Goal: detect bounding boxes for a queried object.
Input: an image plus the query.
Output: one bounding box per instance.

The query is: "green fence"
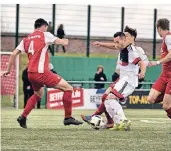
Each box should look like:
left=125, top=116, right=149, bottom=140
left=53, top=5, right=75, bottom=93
left=51, top=56, right=161, bottom=81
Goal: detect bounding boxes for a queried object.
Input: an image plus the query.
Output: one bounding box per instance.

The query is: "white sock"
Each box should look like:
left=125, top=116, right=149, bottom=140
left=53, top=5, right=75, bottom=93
left=105, top=99, right=127, bottom=124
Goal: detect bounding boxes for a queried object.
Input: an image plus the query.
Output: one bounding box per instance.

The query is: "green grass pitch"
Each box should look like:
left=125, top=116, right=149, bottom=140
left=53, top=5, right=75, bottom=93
left=1, top=109, right=171, bottom=151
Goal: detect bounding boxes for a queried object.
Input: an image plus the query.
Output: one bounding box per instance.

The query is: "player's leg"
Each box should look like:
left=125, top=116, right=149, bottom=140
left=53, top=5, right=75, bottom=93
left=81, top=67, right=120, bottom=126
left=17, top=87, right=44, bottom=128
left=104, top=98, right=131, bottom=131
left=104, top=99, right=127, bottom=122
left=162, top=80, right=171, bottom=119
left=104, top=77, right=134, bottom=130
left=81, top=101, right=114, bottom=128
left=55, top=79, right=83, bottom=125
left=94, top=84, right=122, bottom=128
left=148, top=76, right=166, bottom=104
left=81, top=86, right=115, bottom=127
left=82, top=70, right=120, bottom=127
left=148, top=88, right=162, bottom=103
left=94, top=69, right=119, bottom=126
left=54, top=78, right=73, bottom=118
left=46, top=72, right=82, bottom=125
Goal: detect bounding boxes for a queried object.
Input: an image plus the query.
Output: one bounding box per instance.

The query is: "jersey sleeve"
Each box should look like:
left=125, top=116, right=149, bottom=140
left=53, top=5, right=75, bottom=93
left=44, top=32, right=58, bottom=45
left=129, top=45, right=141, bottom=65
left=16, top=40, right=25, bottom=52
left=165, top=35, right=171, bottom=51
left=136, top=47, right=149, bottom=65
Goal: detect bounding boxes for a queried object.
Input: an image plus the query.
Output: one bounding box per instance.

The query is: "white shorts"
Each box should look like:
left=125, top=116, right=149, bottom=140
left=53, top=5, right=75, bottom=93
left=111, top=76, right=135, bottom=98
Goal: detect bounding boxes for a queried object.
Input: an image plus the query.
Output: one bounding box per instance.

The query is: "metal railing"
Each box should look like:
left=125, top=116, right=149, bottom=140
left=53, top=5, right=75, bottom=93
left=67, top=80, right=153, bottom=91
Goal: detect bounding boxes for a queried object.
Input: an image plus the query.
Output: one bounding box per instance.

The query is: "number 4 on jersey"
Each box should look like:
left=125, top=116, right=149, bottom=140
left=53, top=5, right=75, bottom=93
left=28, top=41, right=34, bottom=55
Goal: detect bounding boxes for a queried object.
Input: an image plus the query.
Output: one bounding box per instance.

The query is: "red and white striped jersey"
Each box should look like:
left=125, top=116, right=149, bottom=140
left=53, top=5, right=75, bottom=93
left=16, top=30, right=57, bottom=73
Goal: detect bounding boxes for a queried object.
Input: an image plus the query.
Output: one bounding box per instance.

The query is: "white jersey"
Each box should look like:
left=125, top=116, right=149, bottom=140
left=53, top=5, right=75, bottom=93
left=135, top=46, right=149, bottom=65
left=115, top=45, right=148, bottom=87
left=116, top=45, right=142, bottom=87
left=116, top=46, right=148, bottom=69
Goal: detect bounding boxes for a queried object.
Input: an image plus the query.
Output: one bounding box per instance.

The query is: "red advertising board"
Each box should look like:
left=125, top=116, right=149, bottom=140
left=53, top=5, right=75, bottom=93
left=46, top=88, right=84, bottom=109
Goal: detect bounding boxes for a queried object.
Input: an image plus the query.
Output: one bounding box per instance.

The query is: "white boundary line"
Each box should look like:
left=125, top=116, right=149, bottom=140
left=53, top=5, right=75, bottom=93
left=140, top=119, right=169, bottom=124
left=1, top=148, right=53, bottom=151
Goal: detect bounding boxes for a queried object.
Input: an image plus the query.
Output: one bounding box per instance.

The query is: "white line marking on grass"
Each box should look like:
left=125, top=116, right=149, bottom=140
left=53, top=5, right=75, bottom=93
left=2, top=148, right=53, bottom=151
left=140, top=120, right=167, bottom=124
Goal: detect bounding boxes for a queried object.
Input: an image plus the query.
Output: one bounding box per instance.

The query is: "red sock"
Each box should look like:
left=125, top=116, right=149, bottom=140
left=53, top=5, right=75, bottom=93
left=63, top=90, right=72, bottom=118
left=165, top=107, right=171, bottom=119
left=102, top=94, right=108, bottom=102
left=92, top=103, right=114, bottom=124
left=22, top=94, right=41, bottom=118
left=155, top=94, right=164, bottom=103
left=92, top=103, right=105, bottom=116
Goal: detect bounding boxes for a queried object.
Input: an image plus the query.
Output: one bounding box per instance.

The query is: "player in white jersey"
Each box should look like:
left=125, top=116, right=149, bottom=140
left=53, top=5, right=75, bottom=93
left=103, top=32, right=146, bottom=130
left=81, top=31, right=147, bottom=130
left=114, top=26, right=149, bottom=87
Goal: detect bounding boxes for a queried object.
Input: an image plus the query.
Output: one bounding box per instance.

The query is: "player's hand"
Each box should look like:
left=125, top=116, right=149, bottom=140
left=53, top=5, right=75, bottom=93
left=148, top=61, right=157, bottom=67
left=100, top=77, right=104, bottom=81
left=93, top=41, right=101, bottom=47
left=1, top=71, right=10, bottom=77
left=62, top=38, right=69, bottom=46
left=138, top=73, right=145, bottom=79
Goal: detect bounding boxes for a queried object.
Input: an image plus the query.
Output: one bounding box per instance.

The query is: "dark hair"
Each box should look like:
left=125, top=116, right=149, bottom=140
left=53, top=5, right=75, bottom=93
left=34, top=18, right=48, bottom=29
left=157, top=18, right=170, bottom=30
left=58, top=24, right=63, bottom=29
left=97, top=65, right=104, bottom=73
left=124, top=25, right=137, bottom=40
left=113, top=32, right=125, bottom=38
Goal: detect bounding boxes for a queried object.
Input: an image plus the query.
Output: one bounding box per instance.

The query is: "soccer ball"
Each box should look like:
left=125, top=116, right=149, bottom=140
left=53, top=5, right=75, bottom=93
left=89, top=115, right=105, bottom=130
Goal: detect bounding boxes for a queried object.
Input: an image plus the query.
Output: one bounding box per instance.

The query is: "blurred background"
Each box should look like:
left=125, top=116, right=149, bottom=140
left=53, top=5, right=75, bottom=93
left=1, top=4, right=171, bottom=109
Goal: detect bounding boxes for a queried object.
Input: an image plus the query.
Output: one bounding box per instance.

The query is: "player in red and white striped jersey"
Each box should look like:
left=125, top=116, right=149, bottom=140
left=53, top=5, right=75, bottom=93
left=2, top=18, right=82, bottom=128
left=148, top=18, right=171, bottom=119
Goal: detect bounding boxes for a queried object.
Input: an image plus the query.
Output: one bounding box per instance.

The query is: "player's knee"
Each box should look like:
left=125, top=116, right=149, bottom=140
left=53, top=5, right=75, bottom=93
left=34, top=90, right=44, bottom=98
left=65, top=84, right=73, bottom=92
left=162, top=100, right=171, bottom=110
left=70, top=86, right=73, bottom=92
left=162, top=103, right=168, bottom=110
left=147, top=95, right=156, bottom=104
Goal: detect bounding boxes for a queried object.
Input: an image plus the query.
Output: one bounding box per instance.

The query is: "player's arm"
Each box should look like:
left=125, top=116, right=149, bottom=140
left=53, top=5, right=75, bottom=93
left=149, top=51, right=171, bottom=66
left=138, top=60, right=146, bottom=79
left=44, top=32, right=68, bottom=46
left=131, top=46, right=146, bottom=79
left=2, top=40, right=24, bottom=76
left=149, top=35, right=171, bottom=66
left=93, top=41, right=119, bottom=50
left=157, top=51, right=171, bottom=64
left=2, top=49, right=21, bottom=76
left=138, top=47, right=149, bottom=65
left=54, top=38, right=68, bottom=46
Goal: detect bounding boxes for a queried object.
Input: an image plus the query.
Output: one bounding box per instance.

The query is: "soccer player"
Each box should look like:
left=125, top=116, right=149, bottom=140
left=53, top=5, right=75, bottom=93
left=82, top=32, right=146, bottom=130
left=148, top=18, right=171, bottom=119
left=2, top=18, right=83, bottom=128
left=115, top=26, right=149, bottom=87
left=82, top=26, right=148, bottom=129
